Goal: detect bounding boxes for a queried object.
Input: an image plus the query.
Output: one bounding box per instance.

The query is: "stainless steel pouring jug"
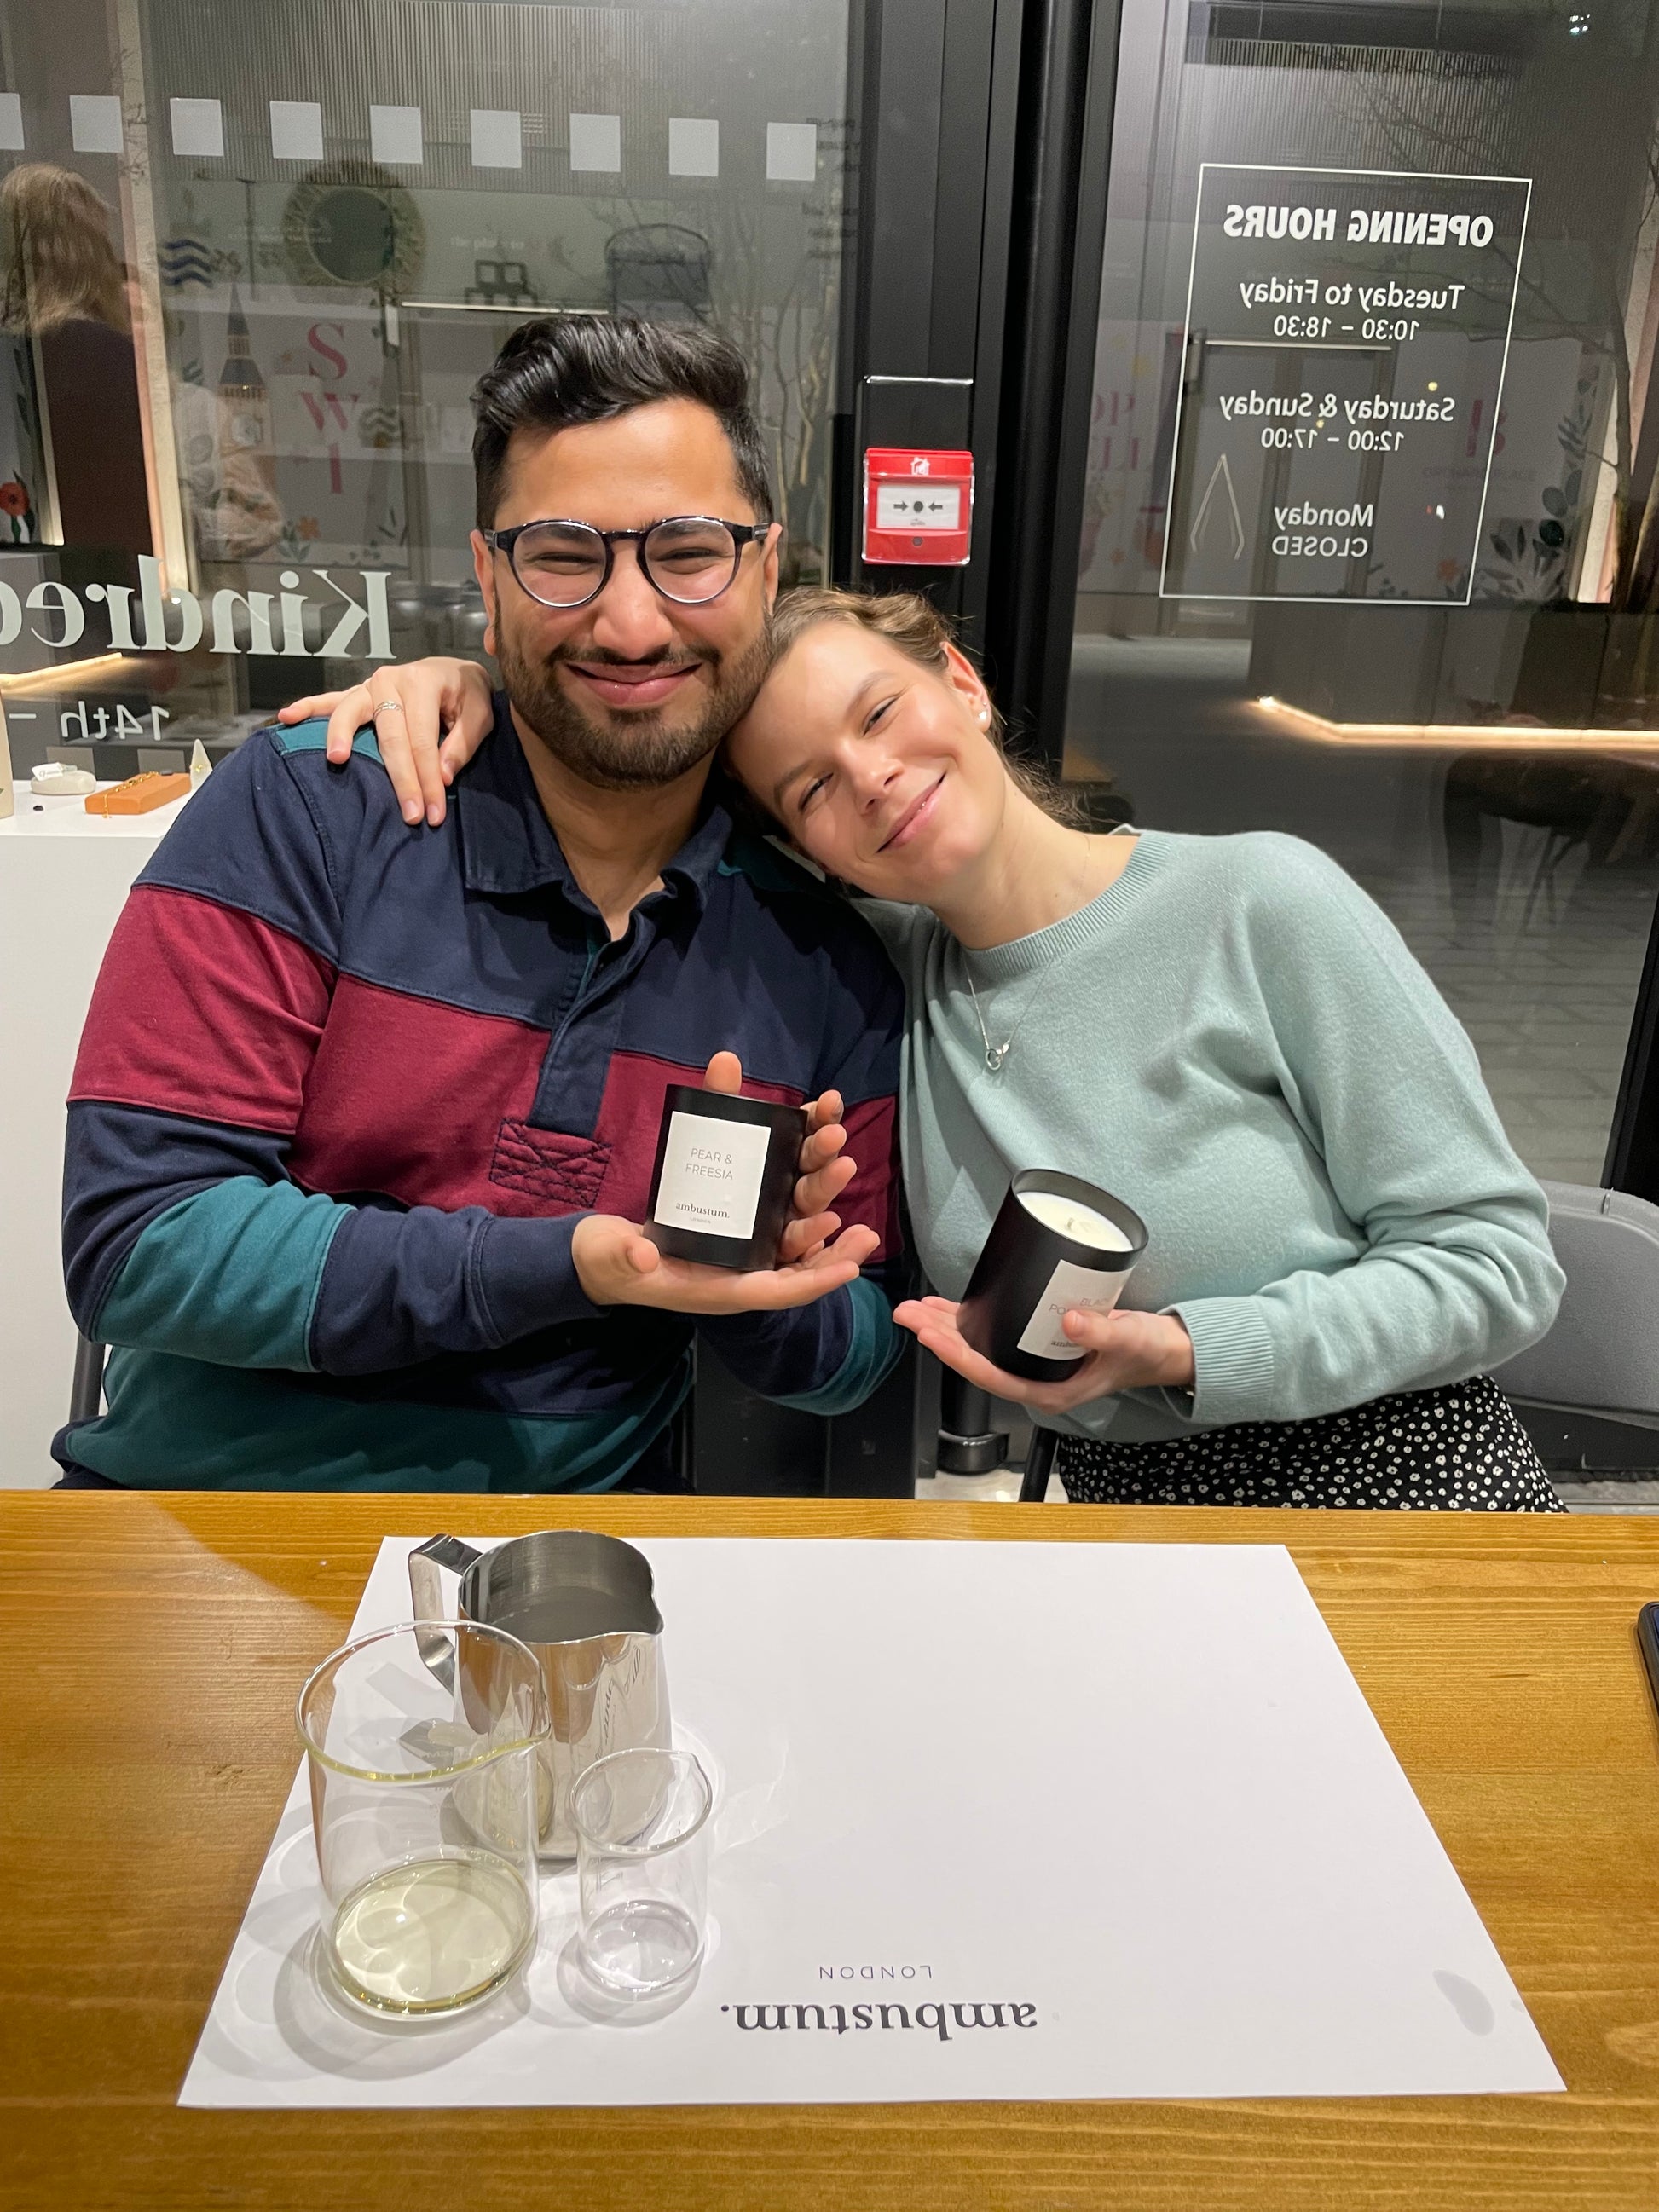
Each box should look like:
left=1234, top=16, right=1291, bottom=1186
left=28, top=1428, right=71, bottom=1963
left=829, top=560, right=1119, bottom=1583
left=409, top=1529, right=671, bottom=1858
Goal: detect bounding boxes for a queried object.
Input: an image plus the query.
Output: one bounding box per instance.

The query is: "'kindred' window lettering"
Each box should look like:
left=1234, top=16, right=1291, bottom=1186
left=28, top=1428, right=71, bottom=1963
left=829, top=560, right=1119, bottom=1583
left=0, top=557, right=392, bottom=660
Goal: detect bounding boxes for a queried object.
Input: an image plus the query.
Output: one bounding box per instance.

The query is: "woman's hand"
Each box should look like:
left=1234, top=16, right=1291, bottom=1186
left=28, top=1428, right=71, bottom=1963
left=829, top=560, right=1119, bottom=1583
left=277, top=657, right=497, bottom=827
left=572, top=1052, right=876, bottom=1313
left=893, top=1296, right=1194, bottom=1415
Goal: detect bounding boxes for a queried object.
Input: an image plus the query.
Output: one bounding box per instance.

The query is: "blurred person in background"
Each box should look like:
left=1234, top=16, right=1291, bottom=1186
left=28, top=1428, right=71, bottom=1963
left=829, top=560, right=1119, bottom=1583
left=0, top=162, right=280, bottom=563
left=0, top=162, right=150, bottom=555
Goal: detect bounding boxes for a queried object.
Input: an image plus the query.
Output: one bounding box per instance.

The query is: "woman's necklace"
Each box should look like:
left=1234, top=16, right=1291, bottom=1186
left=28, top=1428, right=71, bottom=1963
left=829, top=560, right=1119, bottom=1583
left=959, top=830, right=1130, bottom=1071
left=964, top=949, right=1061, bottom=1072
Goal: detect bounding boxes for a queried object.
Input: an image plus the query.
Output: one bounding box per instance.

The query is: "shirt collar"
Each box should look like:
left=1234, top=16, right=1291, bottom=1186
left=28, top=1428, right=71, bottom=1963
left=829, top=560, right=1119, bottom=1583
left=454, top=691, right=734, bottom=915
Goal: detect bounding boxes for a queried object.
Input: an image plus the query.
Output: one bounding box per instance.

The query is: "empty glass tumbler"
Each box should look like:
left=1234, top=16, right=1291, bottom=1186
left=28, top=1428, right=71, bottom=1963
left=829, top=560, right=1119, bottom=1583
left=570, top=1747, right=713, bottom=1998
left=296, top=1620, right=551, bottom=2016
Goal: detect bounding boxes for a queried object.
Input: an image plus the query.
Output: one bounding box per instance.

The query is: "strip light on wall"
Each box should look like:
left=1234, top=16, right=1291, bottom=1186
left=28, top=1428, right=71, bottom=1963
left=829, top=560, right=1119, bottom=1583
left=0, top=654, right=134, bottom=695
left=1255, top=695, right=1659, bottom=750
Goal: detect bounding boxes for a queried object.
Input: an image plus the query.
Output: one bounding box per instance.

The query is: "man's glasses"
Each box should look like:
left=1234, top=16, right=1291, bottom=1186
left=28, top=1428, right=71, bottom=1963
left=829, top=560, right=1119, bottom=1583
left=482, top=516, right=766, bottom=610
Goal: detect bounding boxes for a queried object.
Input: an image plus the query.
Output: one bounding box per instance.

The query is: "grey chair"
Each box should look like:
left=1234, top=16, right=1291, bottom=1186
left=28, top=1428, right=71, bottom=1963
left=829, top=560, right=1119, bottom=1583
left=1491, top=1179, right=1659, bottom=1426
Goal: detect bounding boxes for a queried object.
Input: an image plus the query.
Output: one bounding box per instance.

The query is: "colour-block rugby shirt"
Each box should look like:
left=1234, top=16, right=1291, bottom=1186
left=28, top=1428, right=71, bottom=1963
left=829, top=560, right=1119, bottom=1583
left=59, top=702, right=904, bottom=1491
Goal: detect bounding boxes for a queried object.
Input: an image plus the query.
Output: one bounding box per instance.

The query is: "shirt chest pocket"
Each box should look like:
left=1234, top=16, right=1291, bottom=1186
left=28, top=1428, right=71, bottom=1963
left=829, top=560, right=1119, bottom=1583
left=488, top=1050, right=683, bottom=1223
left=488, top=1122, right=613, bottom=1212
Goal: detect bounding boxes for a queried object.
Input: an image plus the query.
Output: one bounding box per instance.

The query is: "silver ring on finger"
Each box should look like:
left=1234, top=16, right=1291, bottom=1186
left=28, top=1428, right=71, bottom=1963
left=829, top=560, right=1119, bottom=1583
left=373, top=698, right=404, bottom=713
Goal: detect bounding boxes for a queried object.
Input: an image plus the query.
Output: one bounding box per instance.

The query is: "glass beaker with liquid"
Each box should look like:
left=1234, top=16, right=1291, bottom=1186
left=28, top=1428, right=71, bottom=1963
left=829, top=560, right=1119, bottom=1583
left=296, top=1619, right=550, bottom=2016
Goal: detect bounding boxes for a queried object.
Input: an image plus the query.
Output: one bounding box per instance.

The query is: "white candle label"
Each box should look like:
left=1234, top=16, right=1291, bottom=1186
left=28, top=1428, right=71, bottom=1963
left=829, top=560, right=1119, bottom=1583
left=655, top=1112, right=772, bottom=1238
left=1016, top=1257, right=1128, bottom=1360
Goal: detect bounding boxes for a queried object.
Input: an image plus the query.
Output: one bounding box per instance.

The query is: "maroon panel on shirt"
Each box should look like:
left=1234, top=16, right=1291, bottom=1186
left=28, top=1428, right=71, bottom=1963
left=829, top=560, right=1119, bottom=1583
left=838, top=1092, right=901, bottom=1262
left=291, top=973, right=549, bottom=1211
left=593, top=1050, right=805, bottom=1226
left=290, top=1007, right=896, bottom=1251
left=69, top=885, right=332, bottom=1132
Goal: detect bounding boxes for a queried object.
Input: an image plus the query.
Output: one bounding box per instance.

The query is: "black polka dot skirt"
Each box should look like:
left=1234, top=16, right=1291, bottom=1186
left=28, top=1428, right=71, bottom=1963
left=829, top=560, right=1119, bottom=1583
left=1055, top=1374, right=1564, bottom=1511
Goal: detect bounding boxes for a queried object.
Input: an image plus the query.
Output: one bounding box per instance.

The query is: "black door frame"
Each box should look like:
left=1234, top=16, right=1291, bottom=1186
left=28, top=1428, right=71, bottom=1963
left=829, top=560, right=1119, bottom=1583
left=836, top=0, right=1123, bottom=765
left=978, top=0, right=1121, bottom=760
left=835, top=0, right=1018, bottom=644
left=1604, top=915, right=1659, bottom=1199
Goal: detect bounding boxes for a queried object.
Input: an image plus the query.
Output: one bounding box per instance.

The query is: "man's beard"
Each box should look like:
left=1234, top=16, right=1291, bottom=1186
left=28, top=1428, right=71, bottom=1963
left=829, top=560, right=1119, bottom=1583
left=496, top=619, right=772, bottom=792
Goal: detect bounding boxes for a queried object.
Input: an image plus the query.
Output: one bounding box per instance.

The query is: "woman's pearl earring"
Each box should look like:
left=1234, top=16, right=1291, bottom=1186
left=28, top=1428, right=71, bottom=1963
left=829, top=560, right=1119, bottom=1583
left=977, top=706, right=989, bottom=724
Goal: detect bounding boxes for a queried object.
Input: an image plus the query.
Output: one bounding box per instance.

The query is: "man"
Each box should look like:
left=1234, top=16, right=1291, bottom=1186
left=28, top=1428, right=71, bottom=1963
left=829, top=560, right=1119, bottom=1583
left=58, top=319, right=904, bottom=1491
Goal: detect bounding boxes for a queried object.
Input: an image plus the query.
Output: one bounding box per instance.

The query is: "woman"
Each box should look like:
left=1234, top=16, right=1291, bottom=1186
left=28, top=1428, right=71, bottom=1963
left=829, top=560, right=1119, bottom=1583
left=289, top=593, right=1565, bottom=1508
left=0, top=164, right=281, bottom=563
left=0, top=163, right=150, bottom=555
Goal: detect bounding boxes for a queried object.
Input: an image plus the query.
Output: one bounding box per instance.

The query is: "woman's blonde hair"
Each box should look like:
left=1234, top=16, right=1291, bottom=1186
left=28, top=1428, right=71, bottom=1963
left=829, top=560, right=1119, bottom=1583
left=0, top=164, right=129, bottom=337
left=767, top=586, right=1085, bottom=825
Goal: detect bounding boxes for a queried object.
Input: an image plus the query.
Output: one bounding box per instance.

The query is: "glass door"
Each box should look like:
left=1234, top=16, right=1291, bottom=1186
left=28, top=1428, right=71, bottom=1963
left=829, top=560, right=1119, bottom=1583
left=0, top=0, right=852, bottom=767
left=1061, top=0, right=1659, bottom=1188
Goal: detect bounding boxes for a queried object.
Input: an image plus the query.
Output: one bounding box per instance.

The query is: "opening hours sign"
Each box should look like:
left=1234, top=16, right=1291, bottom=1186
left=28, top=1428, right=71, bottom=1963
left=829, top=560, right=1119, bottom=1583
left=1161, top=164, right=1531, bottom=604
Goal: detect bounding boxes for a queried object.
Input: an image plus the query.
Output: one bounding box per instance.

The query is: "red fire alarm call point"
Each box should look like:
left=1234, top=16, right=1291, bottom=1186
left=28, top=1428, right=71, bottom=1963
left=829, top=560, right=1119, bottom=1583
left=862, top=448, right=974, bottom=567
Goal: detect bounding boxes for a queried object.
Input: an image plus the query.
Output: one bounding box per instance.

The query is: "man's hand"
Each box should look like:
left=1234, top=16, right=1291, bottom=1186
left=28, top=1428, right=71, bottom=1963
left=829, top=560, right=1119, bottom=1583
left=573, top=1213, right=876, bottom=1314
left=698, top=1050, right=858, bottom=1262
left=893, top=1296, right=1194, bottom=1415
left=571, top=1053, right=876, bottom=1314
left=277, top=657, right=496, bottom=828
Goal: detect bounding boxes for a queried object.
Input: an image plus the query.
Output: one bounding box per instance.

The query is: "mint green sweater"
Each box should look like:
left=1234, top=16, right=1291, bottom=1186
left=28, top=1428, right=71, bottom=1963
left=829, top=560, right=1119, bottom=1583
left=864, top=828, right=1564, bottom=1444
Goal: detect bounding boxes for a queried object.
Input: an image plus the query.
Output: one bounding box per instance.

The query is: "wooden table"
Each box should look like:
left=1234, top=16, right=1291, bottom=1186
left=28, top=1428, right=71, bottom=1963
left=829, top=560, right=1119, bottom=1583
left=6, top=1491, right=1659, bottom=2210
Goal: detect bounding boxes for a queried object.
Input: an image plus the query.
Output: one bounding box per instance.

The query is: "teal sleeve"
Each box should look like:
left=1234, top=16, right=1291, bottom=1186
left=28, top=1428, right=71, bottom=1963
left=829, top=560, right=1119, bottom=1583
left=1171, top=840, right=1565, bottom=1429
left=92, top=1178, right=346, bottom=1372
left=766, top=1276, right=904, bottom=1417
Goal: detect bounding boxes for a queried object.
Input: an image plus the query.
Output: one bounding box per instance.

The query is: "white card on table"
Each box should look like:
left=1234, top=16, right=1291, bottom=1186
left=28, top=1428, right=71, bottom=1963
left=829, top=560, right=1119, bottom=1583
left=181, top=1538, right=1562, bottom=2108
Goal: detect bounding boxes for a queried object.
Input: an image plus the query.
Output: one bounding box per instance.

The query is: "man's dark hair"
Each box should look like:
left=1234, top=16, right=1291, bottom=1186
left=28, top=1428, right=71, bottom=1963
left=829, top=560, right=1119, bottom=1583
left=471, top=315, right=773, bottom=528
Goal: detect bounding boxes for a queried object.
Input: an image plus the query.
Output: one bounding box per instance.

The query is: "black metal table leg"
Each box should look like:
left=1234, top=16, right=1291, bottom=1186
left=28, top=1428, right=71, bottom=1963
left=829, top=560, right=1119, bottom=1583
left=1020, top=1427, right=1059, bottom=1503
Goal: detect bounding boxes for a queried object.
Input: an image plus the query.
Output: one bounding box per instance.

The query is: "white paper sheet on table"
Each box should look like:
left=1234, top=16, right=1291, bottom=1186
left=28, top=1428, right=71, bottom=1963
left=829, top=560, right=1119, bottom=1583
left=180, top=1537, right=1563, bottom=2107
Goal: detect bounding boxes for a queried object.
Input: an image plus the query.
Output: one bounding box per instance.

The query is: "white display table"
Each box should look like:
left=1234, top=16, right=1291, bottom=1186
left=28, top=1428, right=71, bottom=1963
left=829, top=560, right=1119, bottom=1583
left=0, top=786, right=190, bottom=1486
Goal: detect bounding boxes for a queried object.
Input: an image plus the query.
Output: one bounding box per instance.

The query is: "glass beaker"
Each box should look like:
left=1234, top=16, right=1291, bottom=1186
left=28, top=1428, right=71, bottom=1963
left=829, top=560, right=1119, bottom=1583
left=570, top=1747, right=713, bottom=1999
left=296, top=1620, right=550, bottom=2017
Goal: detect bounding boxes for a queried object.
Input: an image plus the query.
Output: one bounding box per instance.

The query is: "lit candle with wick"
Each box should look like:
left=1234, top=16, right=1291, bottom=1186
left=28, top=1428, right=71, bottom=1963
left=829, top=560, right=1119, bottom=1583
left=1016, top=1188, right=1136, bottom=1252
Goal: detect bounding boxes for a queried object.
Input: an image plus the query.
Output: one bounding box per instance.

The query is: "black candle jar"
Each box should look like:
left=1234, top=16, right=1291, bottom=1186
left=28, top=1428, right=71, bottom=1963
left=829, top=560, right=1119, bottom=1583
left=645, top=1086, right=806, bottom=1271
left=957, top=1169, right=1148, bottom=1383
